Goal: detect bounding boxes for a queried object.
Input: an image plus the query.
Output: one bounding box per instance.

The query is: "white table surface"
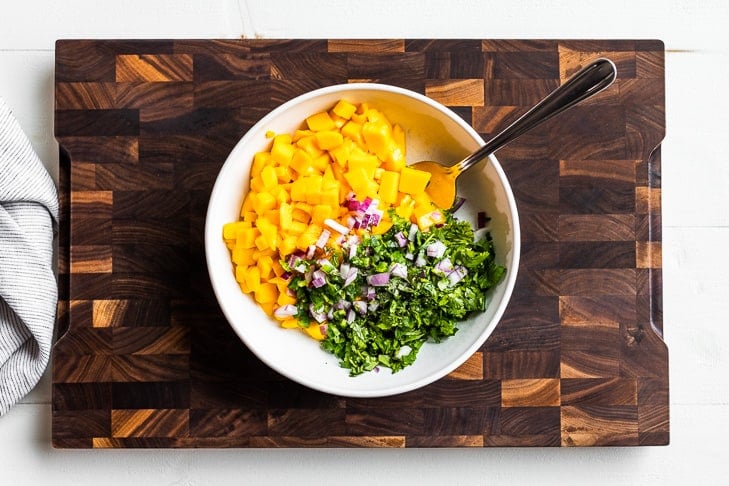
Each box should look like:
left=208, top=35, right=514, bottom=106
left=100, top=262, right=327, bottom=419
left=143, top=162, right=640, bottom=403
left=2, top=1, right=728, bottom=484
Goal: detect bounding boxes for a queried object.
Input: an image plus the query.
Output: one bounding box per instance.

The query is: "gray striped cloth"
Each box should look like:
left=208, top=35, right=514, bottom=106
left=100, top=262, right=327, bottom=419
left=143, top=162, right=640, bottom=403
left=0, top=96, right=58, bottom=416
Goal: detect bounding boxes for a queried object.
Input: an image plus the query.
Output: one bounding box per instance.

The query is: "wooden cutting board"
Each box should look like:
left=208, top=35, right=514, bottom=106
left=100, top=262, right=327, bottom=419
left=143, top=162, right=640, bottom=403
left=52, top=39, right=668, bottom=448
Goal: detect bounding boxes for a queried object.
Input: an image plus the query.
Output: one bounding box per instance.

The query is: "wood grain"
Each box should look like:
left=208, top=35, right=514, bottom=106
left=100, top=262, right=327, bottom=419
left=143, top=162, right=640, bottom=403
left=53, top=38, right=667, bottom=448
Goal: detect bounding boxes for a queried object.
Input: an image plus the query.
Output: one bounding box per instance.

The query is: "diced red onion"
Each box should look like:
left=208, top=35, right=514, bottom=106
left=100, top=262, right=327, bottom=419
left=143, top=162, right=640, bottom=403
left=394, top=231, right=408, bottom=247
left=405, top=251, right=414, bottom=260
left=348, top=242, right=358, bottom=260
left=309, top=304, right=327, bottom=323
left=434, top=257, right=453, bottom=274
left=315, top=229, right=331, bottom=248
left=325, top=218, right=350, bottom=235
left=335, top=299, right=351, bottom=310
left=288, top=255, right=303, bottom=271
left=273, top=304, right=298, bottom=319
left=408, top=223, right=419, bottom=241
left=346, top=308, right=356, bottom=324
left=367, top=301, right=379, bottom=312
left=319, top=324, right=328, bottom=337
left=477, top=211, right=491, bottom=229
left=367, top=272, right=390, bottom=287
left=361, top=197, right=373, bottom=211
left=447, top=265, right=468, bottom=286
left=311, top=269, right=327, bottom=288
left=344, top=267, right=358, bottom=287
left=353, top=300, right=367, bottom=314
left=363, top=286, right=376, bottom=301
left=415, top=254, right=427, bottom=267
left=426, top=240, right=446, bottom=258
left=339, top=263, right=351, bottom=280
left=390, top=262, right=408, bottom=279
left=306, top=245, right=316, bottom=259
left=369, top=209, right=383, bottom=227
left=281, top=271, right=291, bottom=280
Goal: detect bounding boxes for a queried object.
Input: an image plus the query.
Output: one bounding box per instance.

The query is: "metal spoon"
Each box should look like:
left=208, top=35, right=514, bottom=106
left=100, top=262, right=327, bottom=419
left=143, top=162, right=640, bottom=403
left=413, top=58, right=617, bottom=209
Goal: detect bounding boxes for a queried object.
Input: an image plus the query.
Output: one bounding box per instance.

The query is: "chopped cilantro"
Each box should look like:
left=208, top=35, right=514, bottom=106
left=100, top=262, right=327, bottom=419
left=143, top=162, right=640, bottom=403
left=284, top=211, right=505, bottom=376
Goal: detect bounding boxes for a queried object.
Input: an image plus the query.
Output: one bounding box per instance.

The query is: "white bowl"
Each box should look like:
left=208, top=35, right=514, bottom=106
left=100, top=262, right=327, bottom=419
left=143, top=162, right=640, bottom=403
left=205, top=83, right=520, bottom=397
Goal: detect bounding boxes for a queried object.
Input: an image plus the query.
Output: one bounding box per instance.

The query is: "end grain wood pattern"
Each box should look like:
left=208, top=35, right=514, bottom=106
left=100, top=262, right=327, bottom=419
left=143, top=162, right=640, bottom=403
left=53, top=39, right=668, bottom=448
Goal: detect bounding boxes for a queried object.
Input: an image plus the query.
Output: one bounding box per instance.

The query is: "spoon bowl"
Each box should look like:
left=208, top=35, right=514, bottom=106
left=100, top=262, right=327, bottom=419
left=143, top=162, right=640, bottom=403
left=413, top=58, right=617, bottom=209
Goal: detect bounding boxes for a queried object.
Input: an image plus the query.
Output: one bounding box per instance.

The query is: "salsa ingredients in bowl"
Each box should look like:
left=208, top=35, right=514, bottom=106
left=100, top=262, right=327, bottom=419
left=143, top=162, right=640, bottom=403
left=205, top=83, right=519, bottom=397
left=222, top=99, right=504, bottom=375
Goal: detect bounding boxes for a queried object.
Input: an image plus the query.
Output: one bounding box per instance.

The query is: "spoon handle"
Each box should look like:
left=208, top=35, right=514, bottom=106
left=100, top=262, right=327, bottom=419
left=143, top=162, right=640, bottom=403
left=455, top=58, right=617, bottom=174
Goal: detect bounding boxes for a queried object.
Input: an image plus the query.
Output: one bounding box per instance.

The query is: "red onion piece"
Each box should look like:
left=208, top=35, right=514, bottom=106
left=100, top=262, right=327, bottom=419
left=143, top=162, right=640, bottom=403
left=309, top=304, right=327, bottom=323
left=325, top=218, right=350, bottom=235
left=367, top=272, right=390, bottom=286
left=353, top=300, right=367, bottom=314
left=344, top=267, right=358, bottom=287
left=306, top=245, right=316, bottom=259
left=408, top=223, right=419, bottom=241
left=426, top=240, right=446, bottom=258
left=315, top=229, right=331, bottom=248
left=273, top=304, right=298, bottom=319
left=434, top=257, right=453, bottom=274
left=390, top=262, right=408, bottom=279
left=394, top=231, right=408, bottom=247
left=477, top=211, right=491, bottom=229
left=311, top=270, right=327, bottom=288
left=447, top=266, right=468, bottom=286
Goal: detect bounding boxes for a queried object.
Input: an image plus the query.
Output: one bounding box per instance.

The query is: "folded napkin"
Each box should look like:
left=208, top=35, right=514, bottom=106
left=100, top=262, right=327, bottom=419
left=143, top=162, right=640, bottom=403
left=0, top=96, right=58, bottom=416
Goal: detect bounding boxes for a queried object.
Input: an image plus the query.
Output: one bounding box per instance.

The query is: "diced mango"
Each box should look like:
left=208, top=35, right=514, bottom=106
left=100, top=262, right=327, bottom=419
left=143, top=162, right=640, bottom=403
left=256, top=217, right=278, bottom=250
left=296, top=135, right=324, bottom=158
left=270, top=138, right=296, bottom=166
left=377, top=170, right=399, bottom=204
left=315, top=130, right=344, bottom=150
left=348, top=151, right=379, bottom=179
left=236, top=227, right=258, bottom=249
left=260, top=165, right=278, bottom=190
left=399, top=166, right=432, bottom=195
left=277, top=290, right=297, bottom=307
left=244, top=265, right=261, bottom=293
left=254, top=282, right=278, bottom=304
left=257, top=255, right=274, bottom=280
left=251, top=151, right=271, bottom=178
left=344, top=168, right=378, bottom=200
left=305, top=322, right=327, bottom=341
left=306, top=111, right=336, bottom=132
left=254, top=191, right=277, bottom=213
left=223, top=221, right=248, bottom=240
left=311, top=204, right=333, bottom=225
left=290, top=149, right=316, bottom=176
left=280, top=318, right=300, bottom=329
left=340, top=121, right=364, bottom=148
left=232, top=246, right=255, bottom=266
left=332, top=99, right=357, bottom=120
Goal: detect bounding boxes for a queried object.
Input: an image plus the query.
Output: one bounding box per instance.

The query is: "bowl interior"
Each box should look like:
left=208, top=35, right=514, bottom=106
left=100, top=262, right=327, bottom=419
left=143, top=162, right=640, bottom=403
left=205, top=84, right=520, bottom=397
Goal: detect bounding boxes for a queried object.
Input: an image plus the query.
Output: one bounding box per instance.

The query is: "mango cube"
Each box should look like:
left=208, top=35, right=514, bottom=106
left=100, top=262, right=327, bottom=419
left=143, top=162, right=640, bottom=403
left=398, top=167, right=431, bottom=195
left=306, top=111, right=336, bottom=132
